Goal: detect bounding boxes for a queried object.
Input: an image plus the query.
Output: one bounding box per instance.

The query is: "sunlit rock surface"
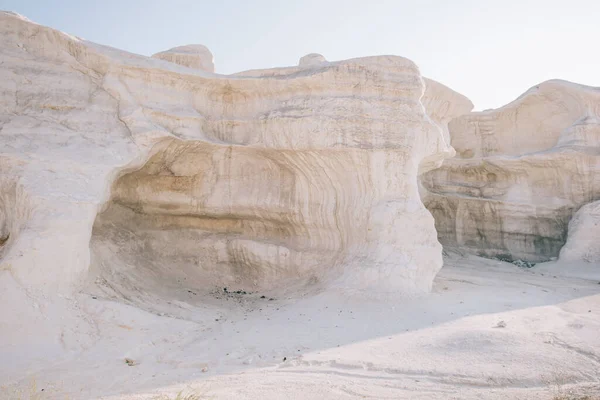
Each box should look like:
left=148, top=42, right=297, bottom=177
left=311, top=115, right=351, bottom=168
left=0, top=11, right=453, bottom=299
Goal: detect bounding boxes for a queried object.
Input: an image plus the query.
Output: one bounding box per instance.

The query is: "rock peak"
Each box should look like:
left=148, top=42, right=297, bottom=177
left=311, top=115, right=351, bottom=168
left=152, top=44, right=214, bottom=72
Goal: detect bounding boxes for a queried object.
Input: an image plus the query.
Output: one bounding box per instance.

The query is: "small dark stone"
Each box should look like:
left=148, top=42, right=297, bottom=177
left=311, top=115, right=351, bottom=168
left=215, top=319, right=219, bottom=321
left=269, top=298, right=274, bottom=301
left=283, top=357, right=287, bottom=361
left=92, top=296, right=97, bottom=299
left=260, top=295, right=266, bottom=299
left=223, top=287, right=228, bottom=292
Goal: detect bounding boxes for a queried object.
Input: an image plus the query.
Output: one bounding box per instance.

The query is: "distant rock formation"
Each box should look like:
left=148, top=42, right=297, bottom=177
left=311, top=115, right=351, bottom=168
left=298, top=53, right=327, bottom=67
left=422, top=80, right=600, bottom=263
left=0, top=12, right=453, bottom=298
left=420, top=78, right=474, bottom=174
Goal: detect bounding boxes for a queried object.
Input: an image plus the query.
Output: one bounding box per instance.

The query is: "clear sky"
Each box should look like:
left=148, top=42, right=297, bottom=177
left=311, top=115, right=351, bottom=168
left=2, top=0, right=599, bottom=110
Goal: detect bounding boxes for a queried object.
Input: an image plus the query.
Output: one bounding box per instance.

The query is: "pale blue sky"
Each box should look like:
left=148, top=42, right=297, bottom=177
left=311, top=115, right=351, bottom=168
left=2, top=0, right=599, bottom=110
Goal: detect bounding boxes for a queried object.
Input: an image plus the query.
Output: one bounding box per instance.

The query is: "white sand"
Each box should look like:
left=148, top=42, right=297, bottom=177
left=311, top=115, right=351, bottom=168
left=2, top=254, right=599, bottom=399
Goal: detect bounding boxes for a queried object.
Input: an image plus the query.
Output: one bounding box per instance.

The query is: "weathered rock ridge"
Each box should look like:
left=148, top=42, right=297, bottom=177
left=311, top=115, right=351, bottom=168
left=0, top=11, right=464, bottom=300
left=422, top=80, right=600, bottom=263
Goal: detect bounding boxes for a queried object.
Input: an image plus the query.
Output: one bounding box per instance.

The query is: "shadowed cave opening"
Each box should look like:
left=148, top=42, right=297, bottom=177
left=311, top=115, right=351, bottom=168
left=89, top=133, right=445, bottom=304
left=89, top=139, right=353, bottom=303
left=0, top=179, right=30, bottom=262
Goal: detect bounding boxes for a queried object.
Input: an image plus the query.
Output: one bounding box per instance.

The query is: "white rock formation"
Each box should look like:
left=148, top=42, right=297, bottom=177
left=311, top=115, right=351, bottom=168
left=152, top=44, right=215, bottom=72
left=0, top=11, right=453, bottom=300
left=558, top=200, right=600, bottom=263
left=422, top=80, right=600, bottom=262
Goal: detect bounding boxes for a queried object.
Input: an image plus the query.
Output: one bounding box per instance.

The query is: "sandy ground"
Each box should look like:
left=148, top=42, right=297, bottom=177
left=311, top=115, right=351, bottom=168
left=2, top=254, right=600, bottom=400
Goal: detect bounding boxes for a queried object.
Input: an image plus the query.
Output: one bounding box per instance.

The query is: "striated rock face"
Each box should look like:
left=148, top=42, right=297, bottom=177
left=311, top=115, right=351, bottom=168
left=422, top=80, right=600, bottom=262
left=0, top=12, right=454, bottom=298
left=152, top=44, right=215, bottom=72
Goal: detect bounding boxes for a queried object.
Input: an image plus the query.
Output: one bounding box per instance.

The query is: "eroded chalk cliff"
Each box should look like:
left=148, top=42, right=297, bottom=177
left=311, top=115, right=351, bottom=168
left=0, top=11, right=456, bottom=301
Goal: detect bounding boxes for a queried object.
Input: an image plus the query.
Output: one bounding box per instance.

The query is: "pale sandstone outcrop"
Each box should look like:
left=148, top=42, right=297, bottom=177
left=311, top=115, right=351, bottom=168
left=152, top=44, right=215, bottom=72
left=0, top=12, right=453, bottom=299
left=422, top=80, right=600, bottom=262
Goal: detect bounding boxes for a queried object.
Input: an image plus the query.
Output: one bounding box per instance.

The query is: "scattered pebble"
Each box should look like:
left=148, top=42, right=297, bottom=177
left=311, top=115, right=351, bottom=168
left=494, top=321, right=507, bottom=328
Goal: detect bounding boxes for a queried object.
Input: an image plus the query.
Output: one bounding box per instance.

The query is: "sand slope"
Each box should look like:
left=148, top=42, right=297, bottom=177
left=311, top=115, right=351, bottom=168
left=2, top=254, right=599, bottom=399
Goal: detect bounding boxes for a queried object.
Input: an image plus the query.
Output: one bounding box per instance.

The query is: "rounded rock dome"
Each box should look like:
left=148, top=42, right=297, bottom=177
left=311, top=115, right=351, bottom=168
left=298, top=53, right=327, bottom=67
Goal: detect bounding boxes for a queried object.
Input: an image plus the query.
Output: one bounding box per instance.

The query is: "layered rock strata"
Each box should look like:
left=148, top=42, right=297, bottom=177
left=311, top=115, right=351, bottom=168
left=422, top=80, right=600, bottom=262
